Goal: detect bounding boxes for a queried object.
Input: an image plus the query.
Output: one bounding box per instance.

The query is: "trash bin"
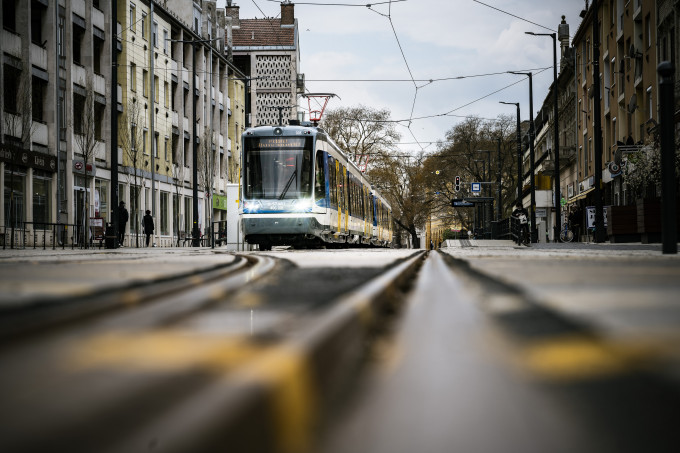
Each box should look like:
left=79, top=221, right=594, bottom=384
left=105, top=223, right=116, bottom=249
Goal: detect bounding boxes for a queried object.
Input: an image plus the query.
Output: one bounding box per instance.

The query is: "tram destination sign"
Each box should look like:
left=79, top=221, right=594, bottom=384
left=248, top=137, right=309, bottom=150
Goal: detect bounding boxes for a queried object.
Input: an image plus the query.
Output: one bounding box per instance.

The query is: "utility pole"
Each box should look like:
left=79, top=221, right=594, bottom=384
left=111, top=0, right=119, bottom=247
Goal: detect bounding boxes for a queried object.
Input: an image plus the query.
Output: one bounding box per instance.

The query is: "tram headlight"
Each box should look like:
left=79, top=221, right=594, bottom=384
left=293, top=199, right=313, bottom=212
left=244, top=200, right=262, bottom=213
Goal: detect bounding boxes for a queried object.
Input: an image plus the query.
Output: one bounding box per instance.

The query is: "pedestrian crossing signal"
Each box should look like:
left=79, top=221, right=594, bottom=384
left=454, top=175, right=460, bottom=192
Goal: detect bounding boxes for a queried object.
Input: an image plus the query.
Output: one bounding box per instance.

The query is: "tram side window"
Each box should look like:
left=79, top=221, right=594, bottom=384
left=315, top=151, right=326, bottom=203
left=328, top=156, right=337, bottom=207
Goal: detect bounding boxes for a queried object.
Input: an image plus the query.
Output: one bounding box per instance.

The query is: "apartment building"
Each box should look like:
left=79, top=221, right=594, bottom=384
left=573, top=0, right=657, bottom=208
left=1, top=0, right=246, bottom=247
left=226, top=0, right=304, bottom=128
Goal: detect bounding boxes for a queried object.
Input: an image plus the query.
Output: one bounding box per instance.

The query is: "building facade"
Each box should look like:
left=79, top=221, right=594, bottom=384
left=226, top=0, right=304, bottom=128
left=1, top=0, right=246, bottom=247
left=572, top=0, right=658, bottom=210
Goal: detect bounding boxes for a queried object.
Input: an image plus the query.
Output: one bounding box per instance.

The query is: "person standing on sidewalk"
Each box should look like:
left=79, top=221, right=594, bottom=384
left=143, top=210, right=154, bottom=247
left=118, top=201, right=129, bottom=247
left=512, top=202, right=530, bottom=246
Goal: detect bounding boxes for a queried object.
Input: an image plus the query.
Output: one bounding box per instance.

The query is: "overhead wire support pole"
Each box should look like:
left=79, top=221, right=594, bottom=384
left=509, top=71, right=537, bottom=243
left=526, top=30, right=560, bottom=242
left=111, top=0, right=119, bottom=247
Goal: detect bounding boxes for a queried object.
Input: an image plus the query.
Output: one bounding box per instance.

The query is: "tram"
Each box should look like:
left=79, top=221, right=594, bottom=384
left=241, top=122, right=393, bottom=250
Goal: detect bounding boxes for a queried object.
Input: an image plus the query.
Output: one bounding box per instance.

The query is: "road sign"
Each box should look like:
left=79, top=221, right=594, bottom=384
left=471, top=182, right=481, bottom=193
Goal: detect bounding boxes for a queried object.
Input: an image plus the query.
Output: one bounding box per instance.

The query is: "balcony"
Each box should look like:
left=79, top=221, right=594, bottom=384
left=72, top=64, right=87, bottom=86
left=2, top=30, right=21, bottom=58
left=34, top=123, right=49, bottom=146
left=94, top=73, right=106, bottom=95
left=72, top=0, right=86, bottom=18
left=92, top=6, right=105, bottom=31
left=30, top=43, right=47, bottom=70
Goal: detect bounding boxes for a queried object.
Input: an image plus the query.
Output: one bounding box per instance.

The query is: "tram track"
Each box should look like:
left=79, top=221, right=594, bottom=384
left=0, top=250, right=426, bottom=453
left=0, top=254, right=273, bottom=340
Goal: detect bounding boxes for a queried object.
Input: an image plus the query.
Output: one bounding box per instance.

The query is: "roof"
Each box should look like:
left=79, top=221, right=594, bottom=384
left=232, top=19, right=296, bottom=48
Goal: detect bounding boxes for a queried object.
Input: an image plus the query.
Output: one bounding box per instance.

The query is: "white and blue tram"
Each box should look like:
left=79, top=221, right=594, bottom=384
left=241, top=123, right=393, bottom=250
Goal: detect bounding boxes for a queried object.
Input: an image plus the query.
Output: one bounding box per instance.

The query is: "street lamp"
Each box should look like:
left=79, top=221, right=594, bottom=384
left=508, top=71, right=536, bottom=243
left=499, top=101, right=521, bottom=203
left=526, top=31, right=561, bottom=242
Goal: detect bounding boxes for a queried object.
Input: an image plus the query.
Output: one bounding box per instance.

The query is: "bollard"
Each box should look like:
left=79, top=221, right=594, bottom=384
left=658, top=62, right=677, bottom=255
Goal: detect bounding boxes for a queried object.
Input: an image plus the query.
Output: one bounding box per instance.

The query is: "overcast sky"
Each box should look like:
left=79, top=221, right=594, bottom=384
left=217, top=0, right=588, bottom=152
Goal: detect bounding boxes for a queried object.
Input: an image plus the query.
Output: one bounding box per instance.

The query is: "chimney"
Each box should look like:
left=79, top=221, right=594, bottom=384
left=281, top=1, right=294, bottom=26
left=226, top=1, right=240, bottom=28
left=558, top=15, right=570, bottom=60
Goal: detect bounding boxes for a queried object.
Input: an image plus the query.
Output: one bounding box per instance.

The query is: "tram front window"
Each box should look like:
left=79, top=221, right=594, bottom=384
left=244, top=137, right=313, bottom=199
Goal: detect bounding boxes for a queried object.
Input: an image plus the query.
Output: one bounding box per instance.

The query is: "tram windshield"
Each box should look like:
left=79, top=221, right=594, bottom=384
left=244, top=136, right=313, bottom=199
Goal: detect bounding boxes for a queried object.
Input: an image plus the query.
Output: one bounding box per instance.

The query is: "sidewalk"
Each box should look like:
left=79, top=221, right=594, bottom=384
left=0, top=246, right=237, bottom=308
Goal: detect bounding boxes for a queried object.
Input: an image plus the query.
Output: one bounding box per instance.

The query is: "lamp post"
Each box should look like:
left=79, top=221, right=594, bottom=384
left=500, top=101, right=521, bottom=203
left=526, top=30, right=561, bottom=242
left=508, top=71, right=536, bottom=242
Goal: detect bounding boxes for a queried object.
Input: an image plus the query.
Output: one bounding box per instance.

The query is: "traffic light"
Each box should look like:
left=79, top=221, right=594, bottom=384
left=454, top=175, right=460, bottom=192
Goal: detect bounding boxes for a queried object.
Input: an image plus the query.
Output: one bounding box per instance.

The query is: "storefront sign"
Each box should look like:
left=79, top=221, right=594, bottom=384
left=73, top=160, right=96, bottom=176
left=0, top=148, right=57, bottom=172
left=212, top=194, right=228, bottom=211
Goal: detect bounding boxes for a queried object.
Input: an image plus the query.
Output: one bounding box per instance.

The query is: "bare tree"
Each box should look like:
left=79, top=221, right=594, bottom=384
left=171, top=145, right=185, bottom=247
left=118, top=99, right=145, bottom=247
left=73, top=77, right=99, bottom=248
left=198, top=129, right=215, bottom=241
left=322, top=105, right=401, bottom=172
left=3, top=62, right=36, bottom=246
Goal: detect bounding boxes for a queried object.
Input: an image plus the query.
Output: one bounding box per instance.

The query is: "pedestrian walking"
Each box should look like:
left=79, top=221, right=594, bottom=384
left=118, top=201, right=129, bottom=246
left=143, top=210, right=154, bottom=247
left=512, top=202, right=530, bottom=246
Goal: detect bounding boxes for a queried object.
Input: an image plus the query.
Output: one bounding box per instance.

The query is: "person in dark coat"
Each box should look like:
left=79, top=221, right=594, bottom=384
left=143, top=210, right=154, bottom=247
left=118, top=201, right=129, bottom=246
left=569, top=207, right=582, bottom=242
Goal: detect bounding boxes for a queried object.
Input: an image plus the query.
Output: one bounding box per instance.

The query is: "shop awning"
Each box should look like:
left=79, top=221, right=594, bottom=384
left=568, top=186, right=595, bottom=203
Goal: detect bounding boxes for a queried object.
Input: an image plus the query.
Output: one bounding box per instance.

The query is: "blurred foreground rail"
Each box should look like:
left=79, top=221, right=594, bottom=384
left=1, top=245, right=680, bottom=453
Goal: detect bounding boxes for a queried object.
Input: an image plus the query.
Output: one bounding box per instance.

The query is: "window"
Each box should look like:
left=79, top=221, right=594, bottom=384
left=3, top=0, right=17, bottom=32
left=143, top=69, right=148, bottom=97
left=164, top=81, right=169, bottom=108
left=130, top=3, right=136, bottom=31
left=160, top=192, right=169, bottom=235
left=32, top=177, right=51, bottom=228
left=152, top=21, right=158, bottom=47
left=165, top=137, right=169, bottom=161
left=95, top=179, right=108, bottom=219
left=4, top=169, right=26, bottom=228
left=130, top=63, right=137, bottom=91
left=647, top=86, right=652, bottom=120
left=93, top=37, right=104, bottom=74
left=3, top=64, right=20, bottom=113
left=645, top=14, right=651, bottom=49
left=143, top=129, right=148, bottom=155
left=31, top=0, right=46, bottom=46
left=154, top=133, right=158, bottom=158
left=154, top=75, right=159, bottom=102
left=141, top=12, right=147, bottom=39
left=32, top=76, right=47, bottom=122
left=73, top=22, right=85, bottom=65
left=163, top=29, right=168, bottom=54
left=57, top=15, right=65, bottom=66
left=95, top=103, right=105, bottom=140
left=73, top=92, right=85, bottom=135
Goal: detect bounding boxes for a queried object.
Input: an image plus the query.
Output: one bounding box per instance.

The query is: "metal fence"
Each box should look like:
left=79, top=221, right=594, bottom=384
left=1, top=222, right=103, bottom=250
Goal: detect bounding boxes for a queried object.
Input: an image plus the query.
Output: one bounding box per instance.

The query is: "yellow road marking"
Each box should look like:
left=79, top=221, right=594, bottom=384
left=518, top=334, right=660, bottom=381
